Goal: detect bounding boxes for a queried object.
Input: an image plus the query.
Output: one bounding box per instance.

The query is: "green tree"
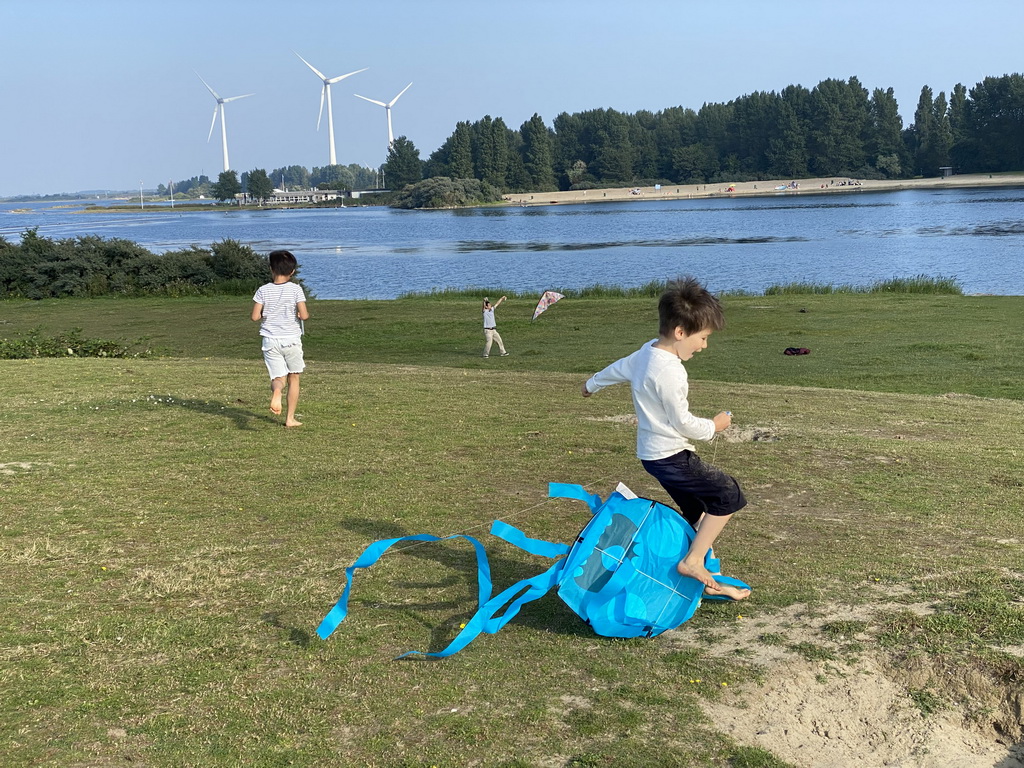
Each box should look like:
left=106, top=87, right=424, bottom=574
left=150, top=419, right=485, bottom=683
left=868, top=87, right=906, bottom=177
left=652, top=106, right=698, bottom=179
left=629, top=110, right=660, bottom=180
left=693, top=103, right=731, bottom=181
left=426, top=121, right=475, bottom=180
left=211, top=170, right=240, bottom=203
left=246, top=168, right=273, bottom=205
left=730, top=91, right=775, bottom=176
left=383, top=136, right=423, bottom=190
left=931, top=91, right=953, bottom=171
left=520, top=114, right=557, bottom=190
left=909, top=87, right=953, bottom=176
left=959, top=74, right=1024, bottom=172
left=672, top=143, right=717, bottom=183
left=948, top=83, right=968, bottom=147
left=270, top=165, right=311, bottom=190
left=909, top=86, right=936, bottom=175
left=486, top=117, right=511, bottom=188
left=565, top=159, right=590, bottom=187
left=591, top=110, right=634, bottom=183
left=808, top=77, right=870, bottom=176
left=765, top=88, right=810, bottom=178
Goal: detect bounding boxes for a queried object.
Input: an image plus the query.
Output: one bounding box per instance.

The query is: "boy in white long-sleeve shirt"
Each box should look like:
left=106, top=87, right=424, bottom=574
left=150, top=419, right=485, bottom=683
left=581, top=277, right=749, bottom=600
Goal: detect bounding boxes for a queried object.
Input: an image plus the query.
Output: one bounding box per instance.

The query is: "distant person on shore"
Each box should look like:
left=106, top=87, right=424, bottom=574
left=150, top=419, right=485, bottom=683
left=581, top=277, right=749, bottom=600
left=251, top=250, right=309, bottom=427
left=482, top=296, right=509, bottom=358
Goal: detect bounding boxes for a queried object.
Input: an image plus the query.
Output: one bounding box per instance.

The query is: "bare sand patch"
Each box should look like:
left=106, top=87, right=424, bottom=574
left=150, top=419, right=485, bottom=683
left=0, top=461, right=52, bottom=475
left=666, top=602, right=1024, bottom=767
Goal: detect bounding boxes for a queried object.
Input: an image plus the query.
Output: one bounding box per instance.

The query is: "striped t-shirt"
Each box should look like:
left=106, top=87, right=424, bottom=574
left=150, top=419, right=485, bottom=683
left=253, top=281, right=306, bottom=338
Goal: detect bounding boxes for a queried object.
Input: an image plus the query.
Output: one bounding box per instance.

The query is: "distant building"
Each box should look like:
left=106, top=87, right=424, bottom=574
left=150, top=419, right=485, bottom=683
left=236, top=188, right=341, bottom=205
left=939, top=166, right=954, bottom=178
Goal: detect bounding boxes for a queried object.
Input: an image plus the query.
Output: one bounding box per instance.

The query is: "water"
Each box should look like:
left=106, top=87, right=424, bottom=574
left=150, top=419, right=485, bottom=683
left=3, top=187, right=1023, bottom=298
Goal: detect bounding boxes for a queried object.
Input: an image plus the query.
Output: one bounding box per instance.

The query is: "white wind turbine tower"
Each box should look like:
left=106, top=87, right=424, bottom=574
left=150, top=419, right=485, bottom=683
left=295, top=53, right=367, bottom=166
left=196, top=72, right=253, bottom=173
left=354, top=83, right=413, bottom=150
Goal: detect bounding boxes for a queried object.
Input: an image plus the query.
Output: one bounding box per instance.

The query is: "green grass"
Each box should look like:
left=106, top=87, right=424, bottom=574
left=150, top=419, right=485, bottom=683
left=764, top=275, right=964, bottom=295
left=2, top=291, right=1022, bottom=399
left=1, top=294, right=1023, bottom=766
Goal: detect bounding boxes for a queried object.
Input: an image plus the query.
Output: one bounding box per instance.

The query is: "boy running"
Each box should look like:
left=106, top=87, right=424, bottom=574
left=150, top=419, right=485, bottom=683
left=251, top=250, right=309, bottom=427
left=581, top=277, right=749, bottom=600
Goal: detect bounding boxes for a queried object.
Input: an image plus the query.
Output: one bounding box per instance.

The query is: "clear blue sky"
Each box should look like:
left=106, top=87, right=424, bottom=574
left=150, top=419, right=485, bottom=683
left=2, top=0, right=1021, bottom=197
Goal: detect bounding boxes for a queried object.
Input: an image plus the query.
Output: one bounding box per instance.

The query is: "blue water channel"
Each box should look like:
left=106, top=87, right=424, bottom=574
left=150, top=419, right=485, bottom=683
left=3, top=186, right=1022, bottom=298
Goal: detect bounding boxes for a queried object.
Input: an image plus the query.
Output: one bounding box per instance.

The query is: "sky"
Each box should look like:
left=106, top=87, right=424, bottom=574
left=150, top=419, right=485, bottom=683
left=2, top=0, right=1022, bottom=197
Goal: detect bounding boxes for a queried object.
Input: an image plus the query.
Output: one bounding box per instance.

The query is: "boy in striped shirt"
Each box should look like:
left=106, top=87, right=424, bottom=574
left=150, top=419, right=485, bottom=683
left=251, top=250, right=310, bottom=427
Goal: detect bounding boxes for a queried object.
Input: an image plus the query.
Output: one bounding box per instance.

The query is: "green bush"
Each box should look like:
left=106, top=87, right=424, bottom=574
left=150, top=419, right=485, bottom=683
left=0, top=231, right=290, bottom=299
left=0, top=328, right=152, bottom=359
left=390, top=177, right=505, bottom=209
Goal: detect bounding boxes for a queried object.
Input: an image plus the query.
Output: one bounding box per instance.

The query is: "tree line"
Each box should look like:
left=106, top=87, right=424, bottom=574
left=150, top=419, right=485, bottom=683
left=159, top=72, right=1022, bottom=202
left=162, top=164, right=380, bottom=204
left=381, top=73, right=1024, bottom=192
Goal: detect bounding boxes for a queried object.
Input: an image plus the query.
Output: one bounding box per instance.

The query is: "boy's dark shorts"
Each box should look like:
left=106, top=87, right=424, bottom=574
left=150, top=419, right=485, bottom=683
left=641, top=450, right=746, bottom=528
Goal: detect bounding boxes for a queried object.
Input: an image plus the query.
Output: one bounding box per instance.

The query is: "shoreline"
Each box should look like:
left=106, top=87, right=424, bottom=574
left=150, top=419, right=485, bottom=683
left=10, top=172, right=1024, bottom=215
left=501, top=172, right=1024, bottom=206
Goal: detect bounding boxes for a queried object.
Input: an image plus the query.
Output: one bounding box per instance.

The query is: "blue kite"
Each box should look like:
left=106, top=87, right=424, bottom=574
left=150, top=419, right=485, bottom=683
left=317, top=483, right=750, bottom=657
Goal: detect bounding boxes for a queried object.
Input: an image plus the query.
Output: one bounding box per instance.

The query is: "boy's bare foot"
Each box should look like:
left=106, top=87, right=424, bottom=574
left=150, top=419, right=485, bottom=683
left=703, top=582, right=751, bottom=601
left=285, top=419, right=303, bottom=428
left=676, top=559, right=718, bottom=589
left=270, top=392, right=282, bottom=415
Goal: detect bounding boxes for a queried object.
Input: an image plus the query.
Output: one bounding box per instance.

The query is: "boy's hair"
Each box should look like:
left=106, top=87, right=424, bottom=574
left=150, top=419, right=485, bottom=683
left=658, top=277, right=725, bottom=336
left=269, top=250, right=298, bottom=278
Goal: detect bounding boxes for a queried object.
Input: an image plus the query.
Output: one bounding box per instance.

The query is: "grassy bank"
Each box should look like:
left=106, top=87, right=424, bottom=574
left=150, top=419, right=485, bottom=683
left=3, top=292, right=1022, bottom=399
left=1, top=295, right=1023, bottom=766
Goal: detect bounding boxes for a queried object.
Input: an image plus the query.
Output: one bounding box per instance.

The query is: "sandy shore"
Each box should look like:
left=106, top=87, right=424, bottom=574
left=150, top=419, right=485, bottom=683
left=502, top=172, right=1024, bottom=206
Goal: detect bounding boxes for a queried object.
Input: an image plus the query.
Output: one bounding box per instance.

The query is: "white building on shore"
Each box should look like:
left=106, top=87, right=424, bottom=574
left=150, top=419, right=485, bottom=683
left=235, top=188, right=341, bottom=205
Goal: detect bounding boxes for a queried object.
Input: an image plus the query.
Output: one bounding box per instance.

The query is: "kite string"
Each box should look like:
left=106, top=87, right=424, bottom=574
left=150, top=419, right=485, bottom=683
left=379, top=471, right=620, bottom=559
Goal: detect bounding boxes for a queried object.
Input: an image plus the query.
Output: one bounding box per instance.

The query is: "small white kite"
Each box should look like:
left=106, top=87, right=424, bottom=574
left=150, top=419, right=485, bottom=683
left=531, top=291, right=565, bottom=321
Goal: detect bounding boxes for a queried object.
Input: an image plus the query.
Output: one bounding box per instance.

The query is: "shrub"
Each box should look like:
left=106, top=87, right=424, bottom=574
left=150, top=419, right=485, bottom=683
left=0, top=232, right=283, bottom=299
left=390, top=177, right=504, bottom=209
left=765, top=275, right=963, bottom=295
left=0, top=328, right=152, bottom=359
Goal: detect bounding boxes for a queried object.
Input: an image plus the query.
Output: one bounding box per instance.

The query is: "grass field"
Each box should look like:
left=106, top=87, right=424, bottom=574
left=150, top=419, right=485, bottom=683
left=2, top=294, right=1023, bottom=767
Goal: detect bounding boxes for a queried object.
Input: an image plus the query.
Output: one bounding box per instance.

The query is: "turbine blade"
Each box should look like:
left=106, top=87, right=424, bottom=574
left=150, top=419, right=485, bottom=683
left=388, top=82, right=413, bottom=107
left=354, top=94, right=387, bottom=107
left=207, top=107, right=219, bottom=142
left=317, top=85, right=326, bottom=131
left=195, top=71, right=220, bottom=101
left=222, top=93, right=254, bottom=103
left=327, top=67, right=368, bottom=85
left=294, top=51, right=328, bottom=82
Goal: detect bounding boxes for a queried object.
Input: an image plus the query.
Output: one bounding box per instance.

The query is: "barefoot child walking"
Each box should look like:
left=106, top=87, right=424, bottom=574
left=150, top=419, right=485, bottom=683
left=251, top=250, right=309, bottom=427
left=581, top=277, right=750, bottom=600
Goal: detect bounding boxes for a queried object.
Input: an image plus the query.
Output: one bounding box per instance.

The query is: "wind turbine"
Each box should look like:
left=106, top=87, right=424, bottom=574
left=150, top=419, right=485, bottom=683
left=196, top=72, right=253, bottom=173
left=295, top=53, right=367, bottom=167
left=354, top=83, right=412, bottom=150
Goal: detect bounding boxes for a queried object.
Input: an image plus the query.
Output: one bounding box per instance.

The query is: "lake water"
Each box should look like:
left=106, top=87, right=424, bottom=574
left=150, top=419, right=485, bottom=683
left=3, top=186, right=1023, bottom=298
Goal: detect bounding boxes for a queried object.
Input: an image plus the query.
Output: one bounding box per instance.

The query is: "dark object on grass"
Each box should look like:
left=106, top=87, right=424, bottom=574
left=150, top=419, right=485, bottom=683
left=799, top=308, right=807, bottom=313
left=784, top=347, right=811, bottom=355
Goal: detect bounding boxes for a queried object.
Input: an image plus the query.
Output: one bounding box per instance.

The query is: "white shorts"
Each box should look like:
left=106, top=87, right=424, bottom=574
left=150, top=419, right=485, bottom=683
left=261, top=336, right=305, bottom=379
